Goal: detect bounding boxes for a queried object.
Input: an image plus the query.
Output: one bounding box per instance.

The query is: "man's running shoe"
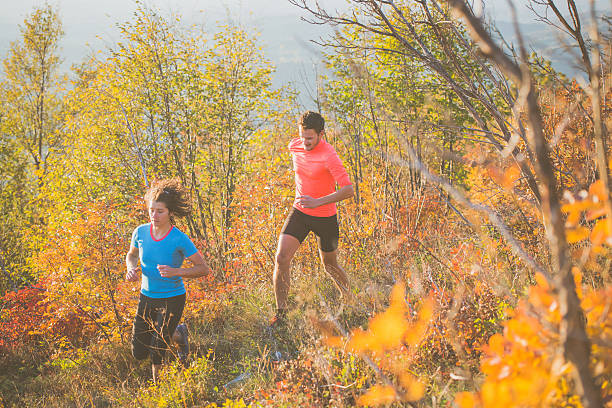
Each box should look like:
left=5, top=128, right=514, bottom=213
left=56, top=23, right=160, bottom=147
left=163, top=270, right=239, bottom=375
left=268, top=310, right=291, bottom=339
left=268, top=314, right=286, bottom=330
left=266, top=312, right=297, bottom=361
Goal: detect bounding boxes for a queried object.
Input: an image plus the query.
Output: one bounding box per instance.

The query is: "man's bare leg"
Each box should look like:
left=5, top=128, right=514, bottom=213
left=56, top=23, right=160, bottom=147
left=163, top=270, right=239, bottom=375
left=319, top=248, right=350, bottom=298
left=273, top=234, right=301, bottom=311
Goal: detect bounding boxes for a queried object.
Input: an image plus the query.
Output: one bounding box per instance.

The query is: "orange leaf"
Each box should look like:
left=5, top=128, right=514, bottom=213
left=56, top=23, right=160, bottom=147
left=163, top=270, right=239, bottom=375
left=562, top=200, right=591, bottom=227
left=455, top=392, right=478, bottom=408
left=586, top=205, right=608, bottom=221
left=589, top=179, right=607, bottom=202
left=324, top=336, right=344, bottom=348
left=347, top=328, right=373, bottom=353
left=399, top=374, right=425, bottom=401
left=348, top=282, right=408, bottom=353
left=487, top=165, right=504, bottom=187
left=481, top=382, right=511, bottom=407
left=561, top=200, right=591, bottom=214
left=572, top=267, right=583, bottom=299
left=404, top=297, right=434, bottom=345
left=357, top=385, right=397, bottom=406
left=566, top=227, right=590, bottom=243
left=502, top=165, right=521, bottom=189
left=590, top=218, right=612, bottom=247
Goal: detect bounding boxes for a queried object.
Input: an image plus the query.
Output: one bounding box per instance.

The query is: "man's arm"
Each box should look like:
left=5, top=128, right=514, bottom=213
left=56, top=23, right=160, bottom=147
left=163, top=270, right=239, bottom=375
left=297, top=184, right=354, bottom=209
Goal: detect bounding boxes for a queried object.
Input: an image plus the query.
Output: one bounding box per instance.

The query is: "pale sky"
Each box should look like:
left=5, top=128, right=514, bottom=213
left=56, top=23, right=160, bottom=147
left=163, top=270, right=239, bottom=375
left=0, top=0, right=351, bottom=96
left=0, top=0, right=609, bottom=87
left=0, top=0, right=348, bottom=53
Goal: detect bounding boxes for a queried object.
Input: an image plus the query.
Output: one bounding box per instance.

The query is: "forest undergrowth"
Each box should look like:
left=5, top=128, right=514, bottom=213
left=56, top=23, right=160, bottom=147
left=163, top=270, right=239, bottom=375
left=1, top=0, right=611, bottom=407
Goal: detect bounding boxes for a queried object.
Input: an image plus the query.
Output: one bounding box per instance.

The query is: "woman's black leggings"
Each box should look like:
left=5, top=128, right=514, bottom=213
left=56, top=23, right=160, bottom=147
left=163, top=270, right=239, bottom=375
left=131, top=293, right=186, bottom=365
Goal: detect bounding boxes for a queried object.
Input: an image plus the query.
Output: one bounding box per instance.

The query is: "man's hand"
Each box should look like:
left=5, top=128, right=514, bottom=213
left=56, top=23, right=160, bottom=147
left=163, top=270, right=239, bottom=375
left=297, top=185, right=354, bottom=209
left=158, top=264, right=179, bottom=278
left=296, top=195, right=321, bottom=209
left=126, top=268, right=139, bottom=282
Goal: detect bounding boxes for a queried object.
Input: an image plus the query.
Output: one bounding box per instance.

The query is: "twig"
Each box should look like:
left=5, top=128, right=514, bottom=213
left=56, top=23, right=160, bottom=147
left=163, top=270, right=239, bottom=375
left=321, top=380, right=358, bottom=389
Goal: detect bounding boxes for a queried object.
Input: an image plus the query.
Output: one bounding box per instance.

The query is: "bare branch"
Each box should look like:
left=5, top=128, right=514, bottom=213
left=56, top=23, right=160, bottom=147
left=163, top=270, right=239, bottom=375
left=386, top=143, right=551, bottom=280
left=449, top=0, right=604, bottom=405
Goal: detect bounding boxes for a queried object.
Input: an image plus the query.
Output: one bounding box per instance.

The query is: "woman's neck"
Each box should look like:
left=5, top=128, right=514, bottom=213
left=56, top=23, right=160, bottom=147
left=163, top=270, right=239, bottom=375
left=151, top=222, right=172, bottom=239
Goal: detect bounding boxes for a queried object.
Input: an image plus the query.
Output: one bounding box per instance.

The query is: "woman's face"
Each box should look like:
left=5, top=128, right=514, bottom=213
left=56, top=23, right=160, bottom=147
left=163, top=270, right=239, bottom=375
left=148, top=200, right=171, bottom=226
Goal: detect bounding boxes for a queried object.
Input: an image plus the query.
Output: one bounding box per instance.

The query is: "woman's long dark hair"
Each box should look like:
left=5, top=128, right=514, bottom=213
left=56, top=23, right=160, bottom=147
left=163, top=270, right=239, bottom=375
left=144, top=179, right=191, bottom=218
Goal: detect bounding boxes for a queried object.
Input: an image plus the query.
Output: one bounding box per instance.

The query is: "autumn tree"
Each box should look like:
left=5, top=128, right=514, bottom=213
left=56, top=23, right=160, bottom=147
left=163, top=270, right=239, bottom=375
left=0, top=102, right=30, bottom=293
left=196, top=25, right=278, bottom=256
left=1, top=3, right=64, bottom=186
left=321, top=11, right=502, bottom=222
left=0, top=4, right=65, bottom=293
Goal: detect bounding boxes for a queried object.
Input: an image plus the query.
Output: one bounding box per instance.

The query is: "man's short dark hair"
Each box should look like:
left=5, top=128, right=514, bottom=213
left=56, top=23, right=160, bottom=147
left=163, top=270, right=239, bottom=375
left=299, top=111, right=325, bottom=134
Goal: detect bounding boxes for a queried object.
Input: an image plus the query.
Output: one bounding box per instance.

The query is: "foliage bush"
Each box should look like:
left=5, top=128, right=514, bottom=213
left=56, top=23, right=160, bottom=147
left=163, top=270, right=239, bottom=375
left=1, top=0, right=611, bottom=407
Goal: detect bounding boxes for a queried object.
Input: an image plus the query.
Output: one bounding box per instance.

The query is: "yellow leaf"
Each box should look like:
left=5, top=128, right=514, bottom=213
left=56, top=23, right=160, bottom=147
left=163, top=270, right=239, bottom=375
left=357, top=385, right=397, bottom=406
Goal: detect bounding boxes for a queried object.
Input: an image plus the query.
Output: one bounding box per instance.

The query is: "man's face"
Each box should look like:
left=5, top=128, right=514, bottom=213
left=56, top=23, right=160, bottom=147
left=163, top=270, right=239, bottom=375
left=299, top=125, right=323, bottom=151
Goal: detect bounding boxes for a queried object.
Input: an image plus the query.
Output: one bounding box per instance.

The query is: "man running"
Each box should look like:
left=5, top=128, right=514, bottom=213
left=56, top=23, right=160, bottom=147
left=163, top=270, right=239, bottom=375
left=271, top=111, right=354, bottom=327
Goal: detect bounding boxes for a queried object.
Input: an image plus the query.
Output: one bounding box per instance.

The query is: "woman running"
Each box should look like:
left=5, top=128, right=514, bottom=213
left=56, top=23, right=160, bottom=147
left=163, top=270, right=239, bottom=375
left=125, top=179, right=209, bottom=382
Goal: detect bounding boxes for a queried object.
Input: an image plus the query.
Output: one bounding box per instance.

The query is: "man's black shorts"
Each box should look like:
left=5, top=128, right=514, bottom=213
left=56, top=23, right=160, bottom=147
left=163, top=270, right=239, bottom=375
left=281, top=207, right=339, bottom=252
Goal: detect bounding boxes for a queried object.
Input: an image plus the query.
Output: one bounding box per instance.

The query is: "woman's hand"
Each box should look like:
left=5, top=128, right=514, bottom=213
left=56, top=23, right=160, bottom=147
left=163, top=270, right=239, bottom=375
left=125, top=243, right=140, bottom=282
left=158, top=264, right=179, bottom=278
left=126, top=268, right=140, bottom=282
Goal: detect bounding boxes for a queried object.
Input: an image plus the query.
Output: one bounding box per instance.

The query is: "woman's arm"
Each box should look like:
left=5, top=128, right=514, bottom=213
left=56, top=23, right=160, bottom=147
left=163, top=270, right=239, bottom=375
left=125, top=245, right=140, bottom=282
left=158, top=251, right=210, bottom=279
